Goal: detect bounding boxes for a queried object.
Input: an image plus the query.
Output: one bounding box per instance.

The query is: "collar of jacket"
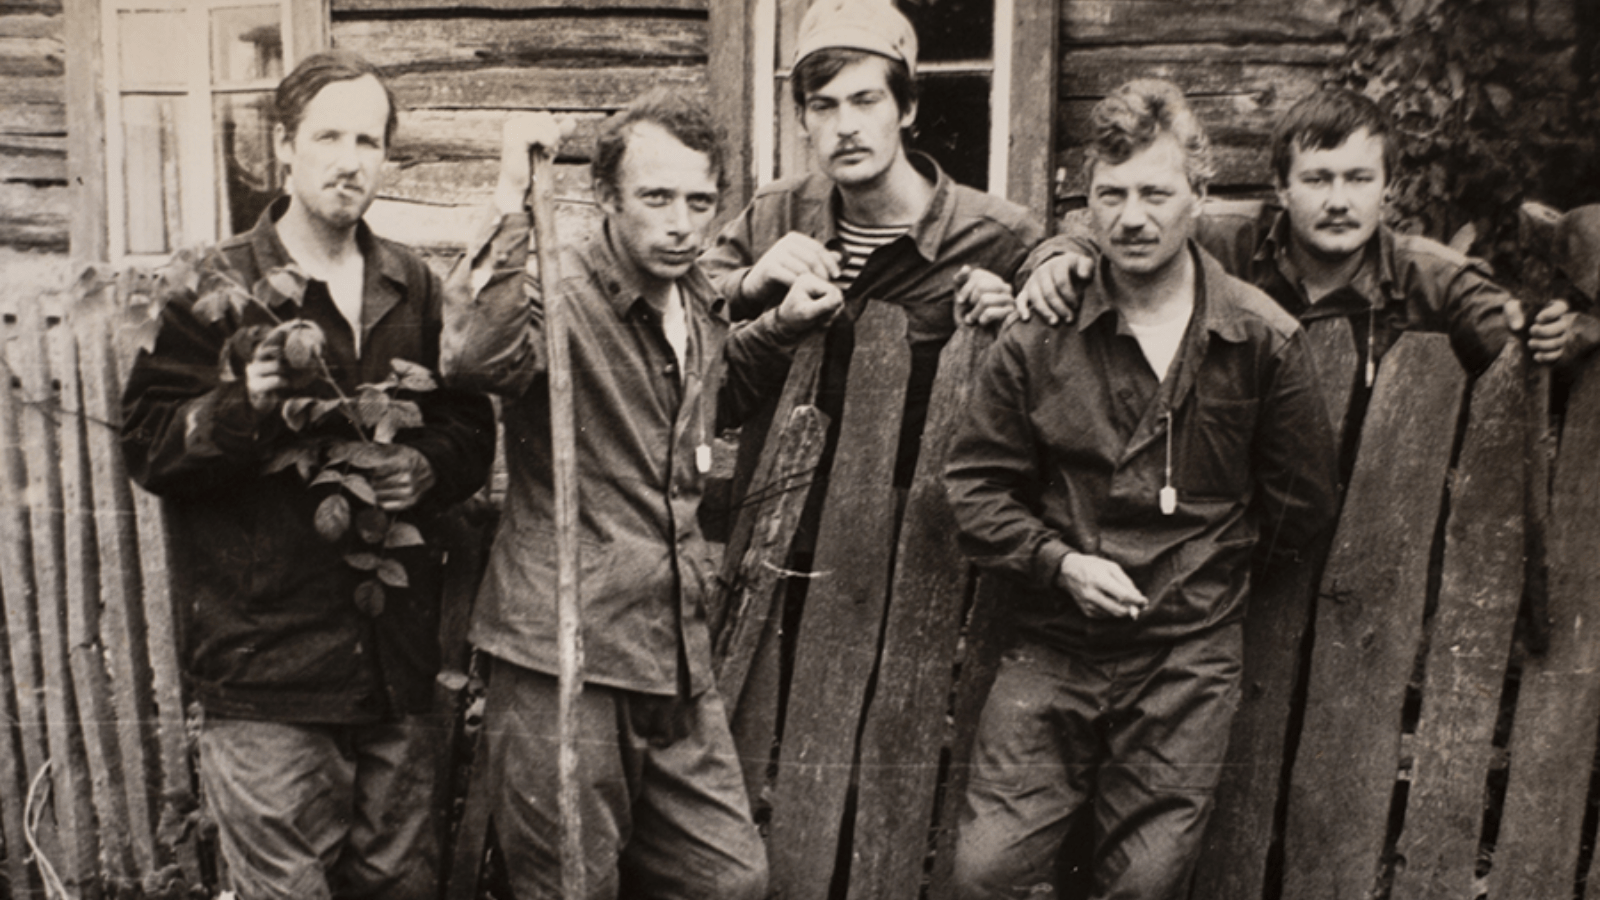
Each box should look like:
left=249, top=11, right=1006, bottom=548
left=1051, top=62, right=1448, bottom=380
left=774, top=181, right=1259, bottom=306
left=1255, top=206, right=1400, bottom=317
left=581, top=221, right=727, bottom=323
left=247, top=195, right=416, bottom=331
left=787, top=150, right=957, bottom=263
left=1076, top=241, right=1252, bottom=345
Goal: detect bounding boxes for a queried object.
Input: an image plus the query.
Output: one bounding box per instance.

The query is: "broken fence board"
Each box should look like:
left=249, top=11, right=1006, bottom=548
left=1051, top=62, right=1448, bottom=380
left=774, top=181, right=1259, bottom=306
left=926, top=573, right=1009, bottom=900
left=767, top=301, right=910, bottom=900
left=847, top=324, right=990, bottom=900
left=13, top=302, right=100, bottom=900
left=1192, top=315, right=1363, bottom=900
left=1489, top=353, right=1600, bottom=899
left=714, top=403, right=828, bottom=712
left=1283, top=332, right=1465, bottom=900
left=75, top=299, right=161, bottom=879
left=1391, top=344, right=1527, bottom=900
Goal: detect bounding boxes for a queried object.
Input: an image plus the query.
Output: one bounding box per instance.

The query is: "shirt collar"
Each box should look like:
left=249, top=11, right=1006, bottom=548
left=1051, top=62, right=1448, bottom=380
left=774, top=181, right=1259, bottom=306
left=1077, top=241, right=1250, bottom=343
left=247, top=195, right=413, bottom=310
left=581, top=222, right=724, bottom=322
left=793, top=150, right=955, bottom=261
left=1259, top=208, right=1396, bottom=312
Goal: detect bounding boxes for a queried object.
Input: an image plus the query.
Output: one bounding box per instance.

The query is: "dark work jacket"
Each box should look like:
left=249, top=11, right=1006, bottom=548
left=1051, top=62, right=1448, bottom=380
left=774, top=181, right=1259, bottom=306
left=944, top=245, right=1340, bottom=653
left=441, top=213, right=806, bottom=698
left=121, top=198, right=496, bottom=722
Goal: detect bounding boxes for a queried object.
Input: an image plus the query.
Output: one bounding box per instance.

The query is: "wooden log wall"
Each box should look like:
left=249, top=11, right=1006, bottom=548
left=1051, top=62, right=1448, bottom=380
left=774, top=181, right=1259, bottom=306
left=329, top=0, right=710, bottom=268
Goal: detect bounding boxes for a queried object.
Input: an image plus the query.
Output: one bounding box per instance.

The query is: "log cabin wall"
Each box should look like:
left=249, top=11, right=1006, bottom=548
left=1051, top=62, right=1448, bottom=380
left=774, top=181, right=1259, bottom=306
left=328, top=0, right=711, bottom=270
left=0, top=0, right=72, bottom=313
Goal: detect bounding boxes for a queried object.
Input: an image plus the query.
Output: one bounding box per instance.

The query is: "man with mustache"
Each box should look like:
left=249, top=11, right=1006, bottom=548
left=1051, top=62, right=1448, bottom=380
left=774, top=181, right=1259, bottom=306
left=943, top=78, right=1338, bottom=899
left=1017, top=87, right=1598, bottom=430
left=699, top=0, right=1041, bottom=487
left=442, top=90, right=840, bottom=899
left=121, top=50, right=496, bottom=899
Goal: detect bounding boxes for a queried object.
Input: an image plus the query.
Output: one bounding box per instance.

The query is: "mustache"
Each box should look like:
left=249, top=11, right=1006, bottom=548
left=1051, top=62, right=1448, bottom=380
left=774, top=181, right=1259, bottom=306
left=831, top=142, right=866, bottom=159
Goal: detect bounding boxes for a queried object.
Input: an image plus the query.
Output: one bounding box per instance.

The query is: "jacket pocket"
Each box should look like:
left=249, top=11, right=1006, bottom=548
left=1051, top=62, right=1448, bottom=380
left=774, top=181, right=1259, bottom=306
left=1179, top=395, right=1259, bottom=499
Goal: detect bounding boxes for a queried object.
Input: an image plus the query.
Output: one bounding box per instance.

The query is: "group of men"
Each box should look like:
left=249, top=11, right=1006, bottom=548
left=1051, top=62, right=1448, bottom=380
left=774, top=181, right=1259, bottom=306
left=119, top=1, right=1597, bottom=899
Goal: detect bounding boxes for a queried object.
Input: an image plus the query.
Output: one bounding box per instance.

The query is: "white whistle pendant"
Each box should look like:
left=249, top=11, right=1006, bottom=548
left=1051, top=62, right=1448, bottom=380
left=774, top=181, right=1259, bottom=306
left=1159, top=485, right=1177, bottom=516
left=695, top=443, right=712, bottom=475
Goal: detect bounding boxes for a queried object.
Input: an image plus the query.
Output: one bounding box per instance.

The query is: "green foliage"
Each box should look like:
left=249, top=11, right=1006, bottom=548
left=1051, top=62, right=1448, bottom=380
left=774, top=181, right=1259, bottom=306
left=1338, top=0, right=1600, bottom=292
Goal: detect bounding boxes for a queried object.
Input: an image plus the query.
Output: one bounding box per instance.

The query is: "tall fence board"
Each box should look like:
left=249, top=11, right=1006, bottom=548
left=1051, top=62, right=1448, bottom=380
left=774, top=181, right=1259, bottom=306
left=1284, top=333, right=1466, bottom=900
left=766, top=301, right=910, bottom=900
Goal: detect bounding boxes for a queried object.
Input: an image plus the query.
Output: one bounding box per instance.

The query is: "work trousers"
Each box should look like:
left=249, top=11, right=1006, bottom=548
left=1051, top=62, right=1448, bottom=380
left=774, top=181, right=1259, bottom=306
left=483, top=655, right=767, bottom=900
left=197, top=714, right=443, bottom=900
left=953, top=623, right=1243, bottom=900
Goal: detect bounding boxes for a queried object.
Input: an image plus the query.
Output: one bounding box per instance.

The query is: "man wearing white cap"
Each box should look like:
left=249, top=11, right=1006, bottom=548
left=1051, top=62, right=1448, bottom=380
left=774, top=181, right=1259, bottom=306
left=701, top=0, right=1041, bottom=487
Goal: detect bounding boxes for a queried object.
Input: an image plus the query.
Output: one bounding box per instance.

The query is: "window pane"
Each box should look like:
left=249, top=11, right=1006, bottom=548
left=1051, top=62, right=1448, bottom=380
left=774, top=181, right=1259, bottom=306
left=211, top=5, right=284, bottom=84
left=898, top=0, right=993, bottom=63
left=122, top=95, right=183, bottom=254
left=215, top=92, right=281, bottom=236
left=119, top=10, right=188, bottom=85
left=910, top=72, right=990, bottom=190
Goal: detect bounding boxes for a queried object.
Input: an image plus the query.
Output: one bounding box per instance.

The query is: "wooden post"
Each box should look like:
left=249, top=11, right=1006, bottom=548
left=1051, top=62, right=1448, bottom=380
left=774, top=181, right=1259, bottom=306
left=531, top=146, right=585, bottom=900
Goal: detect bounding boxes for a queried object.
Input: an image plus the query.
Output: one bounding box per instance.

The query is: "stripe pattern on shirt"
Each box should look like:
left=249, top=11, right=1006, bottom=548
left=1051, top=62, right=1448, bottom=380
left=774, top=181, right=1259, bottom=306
left=837, top=218, right=908, bottom=291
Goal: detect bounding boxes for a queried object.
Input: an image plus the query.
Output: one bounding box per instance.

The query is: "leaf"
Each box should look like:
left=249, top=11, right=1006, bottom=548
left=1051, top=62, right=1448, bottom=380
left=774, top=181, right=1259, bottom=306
left=343, top=552, right=382, bottom=571
left=355, top=388, right=390, bottom=431
left=374, top=401, right=425, bottom=443
left=314, top=494, right=351, bottom=542
left=353, top=579, right=386, bottom=617
left=356, top=508, right=389, bottom=545
left=264, top=444, right=318, bottom=480
left=342, top=472, right=378, bottom=506
left=345, top=443, right=392, bottom=469
left=262, top=265, right=309, bottom=309
left=282, top=397, right=317, bottom=432
left=384, top=520, right=425, bottom=549
left=390, top=358, right=438, bottom=392
left=311, top=467, right=344, bottom=487
left=376, top=558, right=409, bottom=589
left=279, top=320, right=326, bottom=369
left=313, top=399, right=347, bottom=425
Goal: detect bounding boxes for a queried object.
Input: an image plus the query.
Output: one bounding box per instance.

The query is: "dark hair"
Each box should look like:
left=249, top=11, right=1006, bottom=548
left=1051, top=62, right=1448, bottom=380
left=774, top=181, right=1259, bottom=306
left=591, top=88, right=726, bottom=197
left=791, top=48, right=919, bottom=118
left=1085, top=78, right=1214, bottom=192
left=274, top=50, right=398, bottom=150
left=1270, top=88, right=1398, bottom=186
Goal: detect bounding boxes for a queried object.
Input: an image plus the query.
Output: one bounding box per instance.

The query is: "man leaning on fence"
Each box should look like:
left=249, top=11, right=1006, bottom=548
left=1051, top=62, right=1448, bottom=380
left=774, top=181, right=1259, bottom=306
left=1016, top=87, right=1600, bottom=434
left=698, top=0, right=1041, bottom=486
left=120, top=51, right=496, bottom=900
left=942, top=79, right=1340, bottom=900
left=439, top=90, right=841, bottom=900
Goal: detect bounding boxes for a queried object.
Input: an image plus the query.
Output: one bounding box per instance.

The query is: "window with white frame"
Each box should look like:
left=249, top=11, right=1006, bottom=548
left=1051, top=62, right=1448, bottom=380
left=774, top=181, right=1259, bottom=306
left=101, top=0, right=317, bottom=262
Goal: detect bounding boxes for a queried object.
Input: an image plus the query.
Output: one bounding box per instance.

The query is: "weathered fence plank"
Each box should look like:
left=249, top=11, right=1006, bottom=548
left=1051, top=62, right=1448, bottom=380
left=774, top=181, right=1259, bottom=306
left=926, top=574, right=1010, bottom=900
left=1488, top=354, right=1600, bottom=899
left=1391, top=343, right=1526, bottom=900
left=0, top=302, right=49, bottom=900
left=50, top=313, right=137, bottom=890
left=847, top=324, right=990, bottom=900
left=334, top=16, right=706, bottom=71
left=1283, top=332, right=1465, bottom=900
left=12, top=302, right=100, bottom=899
left=1192, top=315, right=1362, bottom=900
left=387, top=66, right=707, bottom=113
left=75, top=297, right=161, bottom=881
left=766, top=301, right=910, bottom=900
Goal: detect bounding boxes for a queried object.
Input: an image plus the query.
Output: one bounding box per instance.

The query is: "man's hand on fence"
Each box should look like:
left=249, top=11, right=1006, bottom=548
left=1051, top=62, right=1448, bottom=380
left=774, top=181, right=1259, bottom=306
left=741, top=232, right=842, bottom=305
left=774, top=272, right=845, bottom=339
left=1057, top=552, right=1148, bottom=620
left=1506, top=298, right=1600, bottom=368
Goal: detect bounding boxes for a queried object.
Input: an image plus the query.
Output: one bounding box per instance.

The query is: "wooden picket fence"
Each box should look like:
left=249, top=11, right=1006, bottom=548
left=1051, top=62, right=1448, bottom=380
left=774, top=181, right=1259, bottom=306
left=3, top=257, right=1600, bottom=900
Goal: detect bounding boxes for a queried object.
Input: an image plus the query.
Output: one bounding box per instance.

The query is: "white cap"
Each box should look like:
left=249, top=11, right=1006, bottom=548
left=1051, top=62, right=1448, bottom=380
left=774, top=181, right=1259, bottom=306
left=794, top=0, right=918, bottom=77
